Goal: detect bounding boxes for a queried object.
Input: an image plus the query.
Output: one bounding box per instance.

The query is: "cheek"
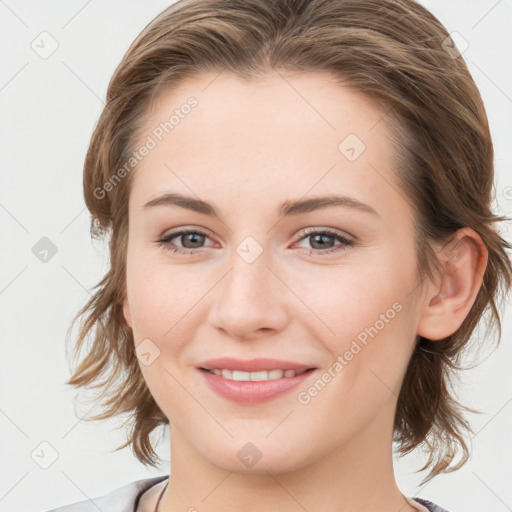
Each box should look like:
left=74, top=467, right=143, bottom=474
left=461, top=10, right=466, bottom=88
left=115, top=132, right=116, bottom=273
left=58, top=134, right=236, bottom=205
left=295, top=257, right=417, bottom=389
left=325, top=297, right=416, bottom=422
left=126, top=255, right=199, bottom=335
left=300, top=301, right=416, bottom=440
left=290, top=256, right=409, bottom=338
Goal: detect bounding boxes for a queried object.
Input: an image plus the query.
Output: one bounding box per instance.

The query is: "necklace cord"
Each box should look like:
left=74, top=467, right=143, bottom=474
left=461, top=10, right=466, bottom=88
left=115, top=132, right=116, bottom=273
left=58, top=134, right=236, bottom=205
left=155, top=480, right=169, bottom=512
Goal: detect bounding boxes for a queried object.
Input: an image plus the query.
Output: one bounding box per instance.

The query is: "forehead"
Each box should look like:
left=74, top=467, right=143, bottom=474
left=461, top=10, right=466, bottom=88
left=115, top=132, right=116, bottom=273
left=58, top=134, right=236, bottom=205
left=129, top=70, right=409, bottom=224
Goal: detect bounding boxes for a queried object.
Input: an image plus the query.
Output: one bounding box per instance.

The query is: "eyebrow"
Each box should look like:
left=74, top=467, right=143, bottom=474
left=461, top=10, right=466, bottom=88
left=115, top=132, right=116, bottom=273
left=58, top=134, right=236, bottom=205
left=143, top=192, right=379, bottom=217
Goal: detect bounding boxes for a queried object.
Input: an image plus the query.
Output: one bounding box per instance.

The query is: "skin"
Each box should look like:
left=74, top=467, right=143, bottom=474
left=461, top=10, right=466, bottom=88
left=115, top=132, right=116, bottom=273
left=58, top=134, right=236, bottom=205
left=123, top=70, right=488, bottom=512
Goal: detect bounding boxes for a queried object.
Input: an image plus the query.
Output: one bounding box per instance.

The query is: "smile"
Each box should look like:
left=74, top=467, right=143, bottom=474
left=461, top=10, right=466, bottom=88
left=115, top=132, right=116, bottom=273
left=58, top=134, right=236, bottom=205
left=202, top=368, right=310, bottom=381
left=198, top=367, right=317, bottom=404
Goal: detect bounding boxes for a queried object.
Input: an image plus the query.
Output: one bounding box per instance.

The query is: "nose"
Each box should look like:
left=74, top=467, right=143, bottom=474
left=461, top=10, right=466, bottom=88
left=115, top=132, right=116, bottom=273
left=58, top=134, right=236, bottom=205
left=207, top=250, right=290, bottom=341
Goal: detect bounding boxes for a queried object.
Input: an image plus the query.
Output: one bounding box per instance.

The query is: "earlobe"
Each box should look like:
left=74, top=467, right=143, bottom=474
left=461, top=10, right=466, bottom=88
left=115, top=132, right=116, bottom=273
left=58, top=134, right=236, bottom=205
left=123, top=296, right=133, bottom=329
left=416, top=228, right=488, bottom=341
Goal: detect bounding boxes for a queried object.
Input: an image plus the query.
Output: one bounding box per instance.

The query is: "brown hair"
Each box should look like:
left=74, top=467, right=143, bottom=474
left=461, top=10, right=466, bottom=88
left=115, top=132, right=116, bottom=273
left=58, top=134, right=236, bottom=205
left=65, top=0, right=512, bottom=484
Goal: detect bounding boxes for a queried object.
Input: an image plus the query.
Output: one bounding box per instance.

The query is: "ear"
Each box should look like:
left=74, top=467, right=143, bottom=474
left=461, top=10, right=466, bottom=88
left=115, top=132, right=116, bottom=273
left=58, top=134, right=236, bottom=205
left=416, top=227, right=488, bottom=340
left=123, top=295, right=133, bottom=329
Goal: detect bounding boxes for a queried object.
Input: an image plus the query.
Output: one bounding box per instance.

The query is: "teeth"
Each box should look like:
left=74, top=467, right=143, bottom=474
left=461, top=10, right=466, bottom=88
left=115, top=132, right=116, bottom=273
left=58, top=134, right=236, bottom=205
left=209, top=368, right=307, bottom=381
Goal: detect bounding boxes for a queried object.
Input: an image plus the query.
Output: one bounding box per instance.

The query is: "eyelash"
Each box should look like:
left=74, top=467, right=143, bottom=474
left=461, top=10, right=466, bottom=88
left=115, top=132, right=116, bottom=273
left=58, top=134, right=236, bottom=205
left=156, top=227, right=354, bottom=256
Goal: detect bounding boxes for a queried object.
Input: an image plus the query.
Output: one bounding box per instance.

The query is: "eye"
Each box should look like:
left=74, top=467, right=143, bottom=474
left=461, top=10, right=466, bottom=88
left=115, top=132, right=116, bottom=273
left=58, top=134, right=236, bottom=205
left=293, top=227, right=354, bottom=255
left=156, top=229, right=215, bottom=255
left=156, top=227, right=354, bottom=256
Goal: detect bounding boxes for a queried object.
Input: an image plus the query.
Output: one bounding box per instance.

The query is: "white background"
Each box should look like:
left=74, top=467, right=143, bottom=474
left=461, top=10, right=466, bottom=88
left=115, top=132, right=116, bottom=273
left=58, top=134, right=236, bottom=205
left=1, top=1, right=511, bottom=511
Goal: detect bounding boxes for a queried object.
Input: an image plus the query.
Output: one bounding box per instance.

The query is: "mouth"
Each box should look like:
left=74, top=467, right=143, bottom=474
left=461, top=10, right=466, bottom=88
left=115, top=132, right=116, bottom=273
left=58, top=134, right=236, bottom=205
left=196, top=359, right=319, bottom=404
left=198, top=367, right=316, bottom=381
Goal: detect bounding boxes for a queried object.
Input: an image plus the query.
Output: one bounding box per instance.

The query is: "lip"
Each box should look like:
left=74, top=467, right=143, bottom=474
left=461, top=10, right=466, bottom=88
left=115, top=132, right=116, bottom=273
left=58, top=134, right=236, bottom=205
left=197, top=366, right=318, bottom=404
left=197, top=357, right=316, bottom=373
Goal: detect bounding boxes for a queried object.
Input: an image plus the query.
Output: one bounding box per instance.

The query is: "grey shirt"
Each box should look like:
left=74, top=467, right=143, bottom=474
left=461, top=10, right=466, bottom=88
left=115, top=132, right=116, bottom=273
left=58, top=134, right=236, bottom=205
left=42, top=475, right=450, bottom=512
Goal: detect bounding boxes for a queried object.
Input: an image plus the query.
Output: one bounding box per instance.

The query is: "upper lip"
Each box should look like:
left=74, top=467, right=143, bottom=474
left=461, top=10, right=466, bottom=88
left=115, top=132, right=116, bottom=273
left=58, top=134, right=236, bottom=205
left=198, top=357, right=317, bottom=372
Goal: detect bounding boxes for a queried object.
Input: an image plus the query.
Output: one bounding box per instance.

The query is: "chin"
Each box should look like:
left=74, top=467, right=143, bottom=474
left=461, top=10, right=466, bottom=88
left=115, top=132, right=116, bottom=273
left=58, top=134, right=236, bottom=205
left=199, top=436, right=314, bottom=475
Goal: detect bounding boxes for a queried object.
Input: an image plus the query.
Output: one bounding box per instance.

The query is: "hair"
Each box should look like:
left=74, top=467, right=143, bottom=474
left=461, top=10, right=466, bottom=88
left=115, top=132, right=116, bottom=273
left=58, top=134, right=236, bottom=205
left=65, top=0, right=512, bottom=484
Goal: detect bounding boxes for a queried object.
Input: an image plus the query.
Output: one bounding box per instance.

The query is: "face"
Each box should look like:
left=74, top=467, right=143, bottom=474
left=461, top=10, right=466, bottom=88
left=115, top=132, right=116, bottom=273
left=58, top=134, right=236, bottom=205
left=122, top=70, right=430, bottom=474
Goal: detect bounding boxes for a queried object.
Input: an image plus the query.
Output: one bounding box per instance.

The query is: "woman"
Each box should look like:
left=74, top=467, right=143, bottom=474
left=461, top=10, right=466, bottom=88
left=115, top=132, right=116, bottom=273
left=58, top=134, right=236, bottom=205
left=47, top=0, right=512, bottom=511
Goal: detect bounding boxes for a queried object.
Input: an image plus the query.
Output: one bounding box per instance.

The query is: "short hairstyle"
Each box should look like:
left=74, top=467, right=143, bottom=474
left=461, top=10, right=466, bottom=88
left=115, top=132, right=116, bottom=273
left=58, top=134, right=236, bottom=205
left=65, top=0, right=512, bottom=484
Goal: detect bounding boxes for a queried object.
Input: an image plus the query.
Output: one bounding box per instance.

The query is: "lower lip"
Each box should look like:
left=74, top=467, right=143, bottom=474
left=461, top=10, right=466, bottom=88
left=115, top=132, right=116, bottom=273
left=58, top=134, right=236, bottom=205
left=198, top=368, right=317, bottom=404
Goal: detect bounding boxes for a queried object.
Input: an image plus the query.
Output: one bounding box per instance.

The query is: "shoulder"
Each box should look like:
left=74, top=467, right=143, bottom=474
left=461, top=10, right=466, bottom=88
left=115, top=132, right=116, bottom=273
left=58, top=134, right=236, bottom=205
left=413, top=497, right=452, bottom=512
left=41, top=475, right=169, bottom=512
